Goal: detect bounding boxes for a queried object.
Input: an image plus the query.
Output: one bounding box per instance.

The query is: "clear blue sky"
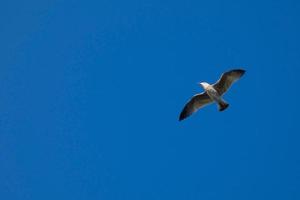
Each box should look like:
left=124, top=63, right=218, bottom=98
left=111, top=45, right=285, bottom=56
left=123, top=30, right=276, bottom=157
left=1, top=0, right=299, bottom=199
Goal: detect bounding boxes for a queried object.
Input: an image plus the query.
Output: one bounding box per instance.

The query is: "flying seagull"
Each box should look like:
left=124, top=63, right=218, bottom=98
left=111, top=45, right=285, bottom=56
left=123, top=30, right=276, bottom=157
left=179, top=69, right=245, bottom=121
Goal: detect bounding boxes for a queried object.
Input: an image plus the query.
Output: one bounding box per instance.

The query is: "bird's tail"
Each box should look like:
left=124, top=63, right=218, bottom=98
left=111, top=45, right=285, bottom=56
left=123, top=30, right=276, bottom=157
left=218, top=101, right=229, bottom=111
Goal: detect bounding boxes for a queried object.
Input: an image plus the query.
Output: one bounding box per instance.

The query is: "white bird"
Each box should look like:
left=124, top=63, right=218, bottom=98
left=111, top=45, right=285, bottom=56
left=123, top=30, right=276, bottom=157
left=179, top=69, right=245, bottom=121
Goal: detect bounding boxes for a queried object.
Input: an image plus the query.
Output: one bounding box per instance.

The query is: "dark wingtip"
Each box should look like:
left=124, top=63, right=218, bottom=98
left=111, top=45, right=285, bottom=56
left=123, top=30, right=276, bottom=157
left=235, top=69, right=246, bottom=75
left=179, top=113, right=185, bottom=121
left=229, top=69, right=246, bottom=78
left=179, top=110, right=188, bottom=121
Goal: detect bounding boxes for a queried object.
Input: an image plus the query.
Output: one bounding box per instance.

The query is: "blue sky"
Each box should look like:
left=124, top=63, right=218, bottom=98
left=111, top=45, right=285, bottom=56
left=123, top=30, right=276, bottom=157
left=0, top=0, right=300, bottom=199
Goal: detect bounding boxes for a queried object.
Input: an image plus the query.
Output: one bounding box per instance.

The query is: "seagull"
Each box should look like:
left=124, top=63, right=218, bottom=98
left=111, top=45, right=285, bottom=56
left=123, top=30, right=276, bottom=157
left=179, top=69, right=246, bottom=121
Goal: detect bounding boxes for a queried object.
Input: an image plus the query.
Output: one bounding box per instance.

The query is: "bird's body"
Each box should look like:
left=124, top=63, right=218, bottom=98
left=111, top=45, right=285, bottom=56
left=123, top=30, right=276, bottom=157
left=200, top=82, right=221, bottom=102
left=200, top=82, right=229, bottom=111
left=179, top=69, right=245, bottom=121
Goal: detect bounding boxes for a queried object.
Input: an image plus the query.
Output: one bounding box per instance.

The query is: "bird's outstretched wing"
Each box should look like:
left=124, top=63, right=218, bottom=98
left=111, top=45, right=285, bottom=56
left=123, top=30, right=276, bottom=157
left=213, top=69, right=245, bottom=95
left=179, top=92, right=213, bottom=121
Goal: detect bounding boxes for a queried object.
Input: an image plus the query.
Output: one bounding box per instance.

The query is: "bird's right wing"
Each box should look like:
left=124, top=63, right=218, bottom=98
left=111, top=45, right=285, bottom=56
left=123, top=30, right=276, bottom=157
left=179, top=92, right=213, bottom=121
left=213, top=69, right=245, bottom=95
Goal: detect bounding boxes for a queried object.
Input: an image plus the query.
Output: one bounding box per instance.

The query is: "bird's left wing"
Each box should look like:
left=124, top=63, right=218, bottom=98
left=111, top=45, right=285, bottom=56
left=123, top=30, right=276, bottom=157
left=179, top=92, right=213, bottom=121
left=213, top=69, right=245, bottom=95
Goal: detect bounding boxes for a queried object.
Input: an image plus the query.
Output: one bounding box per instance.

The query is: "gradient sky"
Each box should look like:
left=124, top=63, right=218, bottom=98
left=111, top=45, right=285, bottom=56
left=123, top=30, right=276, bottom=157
left=1, top=0, right=300, bottom=199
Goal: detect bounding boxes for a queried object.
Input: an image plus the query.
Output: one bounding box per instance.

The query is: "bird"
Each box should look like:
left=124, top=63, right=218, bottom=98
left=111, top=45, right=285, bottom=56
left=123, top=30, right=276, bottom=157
left=179, top=69, right=246, bottom=121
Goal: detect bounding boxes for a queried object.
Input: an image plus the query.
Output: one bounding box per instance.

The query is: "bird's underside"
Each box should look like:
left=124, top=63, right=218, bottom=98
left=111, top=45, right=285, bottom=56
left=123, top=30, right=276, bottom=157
left=179, top=69, right=245, bottom=121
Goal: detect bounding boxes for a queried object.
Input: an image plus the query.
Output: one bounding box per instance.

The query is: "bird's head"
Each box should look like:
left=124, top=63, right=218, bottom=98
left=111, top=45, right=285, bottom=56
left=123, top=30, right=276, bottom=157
left=199, top=82, right=210, bottom=89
